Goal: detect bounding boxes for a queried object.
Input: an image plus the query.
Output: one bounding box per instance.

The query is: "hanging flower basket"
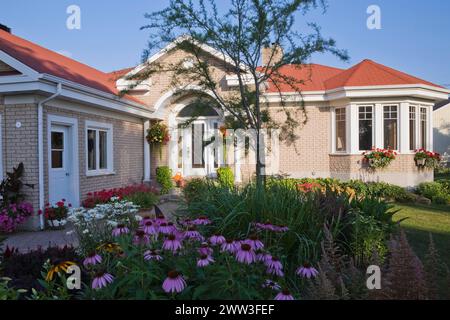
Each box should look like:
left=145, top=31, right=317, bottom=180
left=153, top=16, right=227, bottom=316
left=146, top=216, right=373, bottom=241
left=414, top=149, right=441, bottom=169
left=362, top=148, right=397, bottom=170
left=146, top=123, right=170, bottom=159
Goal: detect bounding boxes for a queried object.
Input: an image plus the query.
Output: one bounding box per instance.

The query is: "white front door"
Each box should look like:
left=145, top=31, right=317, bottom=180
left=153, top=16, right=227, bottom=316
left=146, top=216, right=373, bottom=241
left=49, top=125, right=75, bottom=205
left=180, top=119, right=222, bottom=177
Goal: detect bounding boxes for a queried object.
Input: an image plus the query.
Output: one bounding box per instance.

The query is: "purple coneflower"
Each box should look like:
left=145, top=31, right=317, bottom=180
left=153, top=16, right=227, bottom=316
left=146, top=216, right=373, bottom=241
left=192, top=215, right=212, bottom=225
left=142, top=220, right=158, bottom=235
left=159, top=223, right=172, bottom=235
left=209, top=234, right=226, bottom=245
left=163, top=233, right=182, bottom=252
left=254, top=221, right=276, bottom=231
left=274, top=225, right=289, bottom=233
left=198, top=242, right=213, bottom=256
left=92, top=271, right=114, bottom=290
left=155, top=215, right=167, bottom=225
left=144, top=249, right=163, bottom=261
left=197, top=254, right=214, bottom=267
left=162, top=270, right=186, bottom=293
left=133, top=230, right=150, bottom=245
left=296, top=262, right=319, bottom=279
left=112, top=224, right=129, bottom=237
left=83, top=252, right=102, bottom=267
left=274, top=289, right=294, bottom=300
left=235, top=243, right=256, bottom=264
left=256, top=251, right=271, bottom=263
left=221, top=239, right=238, bottom=253
left=265, top=256, right=284, bottom=277
left=245, top=234, right=264, bottom=250
left=184, top=226, right=203, bottom=241
left=262, top=279, right=281, bottom=291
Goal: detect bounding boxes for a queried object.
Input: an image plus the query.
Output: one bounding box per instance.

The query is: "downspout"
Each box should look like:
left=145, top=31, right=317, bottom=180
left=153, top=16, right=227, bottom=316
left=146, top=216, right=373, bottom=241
left=38, top=83, right=62, bottom=230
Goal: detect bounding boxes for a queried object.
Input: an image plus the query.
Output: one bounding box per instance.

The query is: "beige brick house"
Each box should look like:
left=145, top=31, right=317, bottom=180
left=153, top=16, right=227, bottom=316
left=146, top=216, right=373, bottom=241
left=0, top=28, right=448, bottom=230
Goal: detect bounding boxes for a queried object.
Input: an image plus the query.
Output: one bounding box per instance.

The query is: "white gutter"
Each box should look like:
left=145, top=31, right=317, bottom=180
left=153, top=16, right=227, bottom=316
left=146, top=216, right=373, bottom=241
left=38, top=83, right=62, bottom=230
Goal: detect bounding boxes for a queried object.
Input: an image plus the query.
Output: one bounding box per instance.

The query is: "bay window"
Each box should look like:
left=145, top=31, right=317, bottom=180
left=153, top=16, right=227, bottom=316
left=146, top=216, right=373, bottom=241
left=335, top=108, right=346, bottom=152
left=383, top=105, right=398, bottom=150
left=358, top=106, right=373, bottom=151
left=86, top=121, right=113, bottom=174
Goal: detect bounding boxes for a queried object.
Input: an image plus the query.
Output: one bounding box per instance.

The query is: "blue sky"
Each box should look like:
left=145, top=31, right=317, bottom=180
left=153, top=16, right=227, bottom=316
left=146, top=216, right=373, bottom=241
left=1, top=0, right=449, bottom=87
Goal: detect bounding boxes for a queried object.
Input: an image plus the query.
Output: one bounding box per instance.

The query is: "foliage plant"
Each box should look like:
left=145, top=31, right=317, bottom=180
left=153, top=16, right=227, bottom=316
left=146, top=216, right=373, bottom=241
left=362, top=148, right=397, bottom=169
left=0, top=277, right=27, bottom=300
left=414, top=149, right=442, bottom=169
left=156, top=166, right=174, bottom=194
left=416, top=182, right=450, bottom=205
left=146, top=122, right=170, bottom=145
left=0, top=162, right=33, bottom=205
left=216, top=167, right=234, bottom=189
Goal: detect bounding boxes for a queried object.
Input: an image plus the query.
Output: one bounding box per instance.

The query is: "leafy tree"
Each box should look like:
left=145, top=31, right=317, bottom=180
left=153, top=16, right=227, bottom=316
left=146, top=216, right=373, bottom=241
left=131, top=0, right=348, bottom=185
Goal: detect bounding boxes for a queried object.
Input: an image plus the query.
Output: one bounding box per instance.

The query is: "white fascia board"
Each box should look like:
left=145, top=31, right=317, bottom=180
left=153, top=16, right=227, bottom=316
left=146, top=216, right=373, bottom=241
left=0, top=50, right=41, bottom=80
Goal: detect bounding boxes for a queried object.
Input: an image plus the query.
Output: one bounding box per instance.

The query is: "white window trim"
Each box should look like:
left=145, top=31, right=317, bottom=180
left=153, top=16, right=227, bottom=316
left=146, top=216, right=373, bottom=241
left=381, top=104, right=400, bottom=151
left=0, top=114, right=3, bottom=181
left=85, top=120, right=114, bottom=176
left=331, top=107, right=348, bottom=154
left=357, top=105, right=375, bottom=152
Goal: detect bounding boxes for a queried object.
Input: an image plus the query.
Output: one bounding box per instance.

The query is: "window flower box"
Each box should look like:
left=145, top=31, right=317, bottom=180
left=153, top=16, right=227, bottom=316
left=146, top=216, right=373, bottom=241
left=362, top=148, right=397, bottom=170
left=414, top=149, right=441, bottom=169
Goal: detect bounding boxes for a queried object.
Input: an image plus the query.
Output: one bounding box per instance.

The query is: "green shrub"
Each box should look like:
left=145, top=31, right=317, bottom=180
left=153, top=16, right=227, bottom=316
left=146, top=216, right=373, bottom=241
left=124, top=191, right=158, bottom=209
left=216, top=167, right=234, bottom=189
left=156, top=166, right=173, bottom=194
left=417, top=182, right=450, bottom=205
left=183, top=178, right=210, bottom=203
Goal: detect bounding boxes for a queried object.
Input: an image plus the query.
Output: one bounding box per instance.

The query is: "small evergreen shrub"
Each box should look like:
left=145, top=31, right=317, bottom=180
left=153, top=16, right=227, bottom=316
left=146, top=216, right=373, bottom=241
left=156, top=166, right=173, bottom=194
left=217, top=167, right=234, bottom=188
left=416, top=182, right=450, bottom=205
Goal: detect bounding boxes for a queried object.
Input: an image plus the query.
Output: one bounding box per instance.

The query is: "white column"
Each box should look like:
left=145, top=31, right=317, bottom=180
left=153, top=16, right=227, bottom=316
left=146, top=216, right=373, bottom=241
left=428, top=105, right=433, bottom=151
left=374, top=103, right=383, bottom=149
left=399, top=102, right=410, bottom=153
left=143, top=120, right=151, bottom=181
left=348, top=104, right=359, bottom=154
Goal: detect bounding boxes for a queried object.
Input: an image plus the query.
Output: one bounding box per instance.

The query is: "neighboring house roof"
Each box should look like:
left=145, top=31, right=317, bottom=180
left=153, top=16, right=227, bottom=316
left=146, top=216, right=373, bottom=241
left=0, top=29, right=145, bottom=106
left=108, top=67, right=135, bottom=81
left=434, top=99, right=450, bottom=111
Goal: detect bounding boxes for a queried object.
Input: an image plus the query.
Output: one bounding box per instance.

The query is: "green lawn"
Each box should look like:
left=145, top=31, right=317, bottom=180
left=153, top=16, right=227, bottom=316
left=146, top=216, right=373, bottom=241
left=393, top=203, right=450, bottom=266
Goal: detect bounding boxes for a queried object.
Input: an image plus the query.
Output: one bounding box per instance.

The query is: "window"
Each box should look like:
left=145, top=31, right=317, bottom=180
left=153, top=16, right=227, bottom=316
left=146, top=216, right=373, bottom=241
left=383, top=105, right=398, bottom=150
left=335, top=108, right=346, bottom=152
left=86, top=121, right=113, bottom=174
left=51, top=131, right=64, bottom=169
left=192, top=123, right=205, bottom=168
left=177, top=124, right=183, bottom=169
left=420, top=107, right=428, bottom=149
left=358, top=106, right=373, bottom=151
left=409, top=106, right=416, bottom=150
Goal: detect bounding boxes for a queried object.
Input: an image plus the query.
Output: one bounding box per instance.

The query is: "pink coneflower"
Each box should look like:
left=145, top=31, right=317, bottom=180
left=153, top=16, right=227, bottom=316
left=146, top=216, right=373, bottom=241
left=274, top=225, right=289, bottom=233
left=254, top=221, right=276, bottom=231
left=262, top=279, right=281, bottom=291
left=296, top=262, right=319, bottom=279
left=265, top=256, right=284, bottom=277
left=159, top=223, right=172, bottom=234
left=155, top=215, right=167, bottom=225
left=162, top=270, right=186, bottom=293
left=192, top=216, right=212, bottom=225
left=92, top=271, right=114, bottom=289
left=144, top=249, right=163, bottom=261
left=184, top=226, right=203, bottom=241
left=245, top=234, right=264, bottom=250
left=235, top=243, right=256, bottom=264
left=256, top=251, right=271, bottom=263
left=209, top=234, right=226, bottom=245
left=112, top=224, right=129, bottom=237
left=197, top=254, right=214, bottom=267
left=274, top=289, right=294, bottom=300
left=83, top=252, right=102, bottom=267
left=163, top=233, right=182, bottom=252
left=198, top=242, right=213, bottom=256
left=221, top=239, right=239, bottom=253
left=142, top=220, right=158, bottom=235
left=133, top=230, right=150, bottom=245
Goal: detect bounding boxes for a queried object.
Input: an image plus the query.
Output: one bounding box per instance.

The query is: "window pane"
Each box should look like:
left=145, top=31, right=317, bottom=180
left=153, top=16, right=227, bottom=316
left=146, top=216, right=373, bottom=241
left=359, top=106, right=373, bottom=151
left=192, top=123, right=205, bottom=168
left=51, top=132, right=64, bottom=149
left=87, top=129, right=96, bottom=170
left=383, top=106, right=398, bottom=149
left=51, top=150, right=63, bottom=169
left=99, top=131, right=108, bottom=169
left=420, top=108, right=427, bottom=149
left=178, top=124, right=183, bottom=169
left=335, top=108, right=346, bottom=152
left=409, top=106, right=416, bottom=150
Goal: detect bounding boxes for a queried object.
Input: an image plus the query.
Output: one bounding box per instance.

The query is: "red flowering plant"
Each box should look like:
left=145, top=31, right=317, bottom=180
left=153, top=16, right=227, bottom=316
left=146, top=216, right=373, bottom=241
left=362, top=148, right=397, bottom=169
left=44, top=199, right=71, bottom=229
left=414, top=149, right=442, bottom=169
left=82, top=184, right=159, bottom=208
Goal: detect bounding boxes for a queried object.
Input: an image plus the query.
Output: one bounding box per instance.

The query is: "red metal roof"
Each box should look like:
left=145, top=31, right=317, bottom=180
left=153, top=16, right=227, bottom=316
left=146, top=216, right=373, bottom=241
left=0, top=29, right=145, bottom=106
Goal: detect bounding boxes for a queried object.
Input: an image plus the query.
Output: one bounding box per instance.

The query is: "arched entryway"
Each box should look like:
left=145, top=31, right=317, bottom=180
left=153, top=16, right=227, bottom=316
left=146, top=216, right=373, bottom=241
left=172, top=102, right=224, bottom=177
